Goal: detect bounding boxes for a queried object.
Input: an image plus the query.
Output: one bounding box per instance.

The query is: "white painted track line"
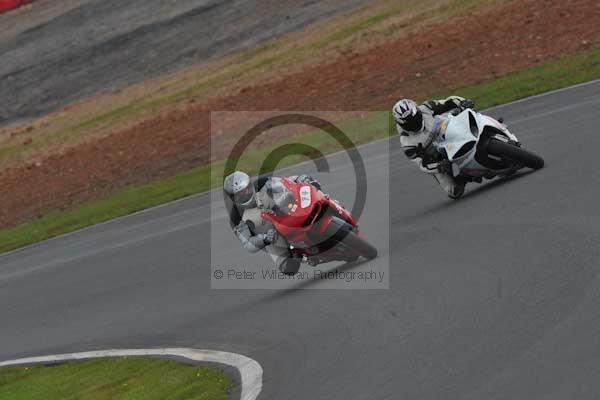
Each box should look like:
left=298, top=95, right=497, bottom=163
left=0, top=348, right=263, bottom=400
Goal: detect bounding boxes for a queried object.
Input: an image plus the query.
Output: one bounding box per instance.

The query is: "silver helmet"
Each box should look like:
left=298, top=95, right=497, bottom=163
left=224, top=171, right=256, bottom=208
left=393, top=99, right=423, bottom=133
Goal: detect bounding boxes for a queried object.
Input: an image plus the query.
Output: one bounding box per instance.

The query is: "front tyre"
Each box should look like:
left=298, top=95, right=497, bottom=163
left=321, top=218, right=378, bottom=261
left=487, top=138, right=544, bottom=170
left=340, top=230, right=378, bottom=260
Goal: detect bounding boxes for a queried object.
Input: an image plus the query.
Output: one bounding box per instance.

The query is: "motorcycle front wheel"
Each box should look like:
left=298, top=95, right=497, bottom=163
left=320, top=217, right=378, bottom=261
left=338, top=229, right=378, bottom=260
left=487, top=138, right=545, bottom=170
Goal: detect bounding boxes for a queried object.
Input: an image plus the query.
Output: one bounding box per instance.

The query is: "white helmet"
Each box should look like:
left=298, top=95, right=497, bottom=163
left=393, top=99, right=424, bottom=133
left=223, top=171, right=256, bottom=208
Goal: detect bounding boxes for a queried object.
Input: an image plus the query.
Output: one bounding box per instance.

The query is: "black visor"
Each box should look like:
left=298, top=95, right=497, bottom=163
left=400, top=111, right=423, bottom=133
left=234, top=186, right=254, bottom=205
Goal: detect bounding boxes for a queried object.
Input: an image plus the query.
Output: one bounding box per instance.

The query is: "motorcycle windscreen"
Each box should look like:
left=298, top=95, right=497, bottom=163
left=262, top=177, right=297, bottom=214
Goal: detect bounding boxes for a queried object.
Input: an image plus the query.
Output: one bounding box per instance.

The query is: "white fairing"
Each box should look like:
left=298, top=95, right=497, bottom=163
left=440, top=110, right=478, bottom=161
left=300, top=186, right=311, bottom=208
left=434, top=109, right=519, bottom=177
left=479, top=114, right=518, bottom=142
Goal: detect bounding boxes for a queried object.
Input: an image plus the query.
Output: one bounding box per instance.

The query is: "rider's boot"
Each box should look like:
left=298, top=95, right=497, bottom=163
left=448, top=183, right=465, bottom=200
left=278, top=256, right=301, bottom=276
left=434, top=172, right=465, bottom=199
left=447, top=176, right=467, bottom=200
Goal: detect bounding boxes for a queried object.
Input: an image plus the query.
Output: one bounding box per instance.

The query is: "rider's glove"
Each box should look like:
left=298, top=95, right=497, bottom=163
left=459, top=99, right=475, bottom=110
left=415, top=143, right=426, bottom=158
left=263, top=229, right=277, bottom=245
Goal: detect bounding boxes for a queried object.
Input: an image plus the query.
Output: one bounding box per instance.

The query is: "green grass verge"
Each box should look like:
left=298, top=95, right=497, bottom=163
left=0, top=357, right=232, bottom=400
left=1, top=46, right=600, bottom=254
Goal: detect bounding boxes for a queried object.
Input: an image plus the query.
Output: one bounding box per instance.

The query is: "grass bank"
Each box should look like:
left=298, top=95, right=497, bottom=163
left=1, top=46, right=600, bottom=254
left=0, top=357, right=232, bottom=400
left=0, top=0, right=496, bottom=167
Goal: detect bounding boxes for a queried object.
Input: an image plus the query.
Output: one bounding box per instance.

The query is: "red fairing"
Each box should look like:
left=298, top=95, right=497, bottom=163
left=0, top=0, right=36, bottom=13
left=261, top=178, right=357, bottom=248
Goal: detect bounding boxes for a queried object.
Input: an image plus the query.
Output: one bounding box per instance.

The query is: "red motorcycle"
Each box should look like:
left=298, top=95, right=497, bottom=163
left=261, top=177, right=377, bottom=265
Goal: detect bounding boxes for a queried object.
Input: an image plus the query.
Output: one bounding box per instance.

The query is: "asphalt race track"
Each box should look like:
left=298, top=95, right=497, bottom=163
left=1, top=81, right=600, bottom=399
left=0, top=0, right=373, bottom=125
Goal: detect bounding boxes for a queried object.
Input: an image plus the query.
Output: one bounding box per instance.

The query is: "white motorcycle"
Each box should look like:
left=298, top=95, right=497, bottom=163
left=429, top=107, right=544, bottom=186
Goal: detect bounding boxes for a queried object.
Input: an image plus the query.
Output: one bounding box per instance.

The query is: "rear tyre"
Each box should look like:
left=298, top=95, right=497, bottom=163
left=487, top=138, right=544, bottom=170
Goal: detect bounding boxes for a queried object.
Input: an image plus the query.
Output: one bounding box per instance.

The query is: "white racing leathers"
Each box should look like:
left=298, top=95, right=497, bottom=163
left=397, top=96, right=465, bottom=196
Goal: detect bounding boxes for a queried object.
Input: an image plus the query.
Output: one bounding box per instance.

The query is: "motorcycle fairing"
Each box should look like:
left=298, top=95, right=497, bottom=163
left=262, top=178, right=356, bottom=250
left=436, top=109, right=521, bottom=177
left=441, top=110, right=478, bottom=162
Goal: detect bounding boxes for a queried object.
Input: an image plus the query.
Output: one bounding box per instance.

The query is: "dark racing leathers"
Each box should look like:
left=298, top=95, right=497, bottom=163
left=396, top=96, right=467, bottom=197
left=226, top=175, right=320, bottom=275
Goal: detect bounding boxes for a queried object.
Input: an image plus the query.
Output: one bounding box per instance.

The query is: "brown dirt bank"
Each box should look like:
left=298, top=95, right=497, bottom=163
left=1, top=0, right=599, bottom=228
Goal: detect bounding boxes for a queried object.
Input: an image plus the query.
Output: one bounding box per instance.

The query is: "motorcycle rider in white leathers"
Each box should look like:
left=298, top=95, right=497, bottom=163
left=393, top=96, right=475, bottom=199
left=223, top=171, right=321, bottom=275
